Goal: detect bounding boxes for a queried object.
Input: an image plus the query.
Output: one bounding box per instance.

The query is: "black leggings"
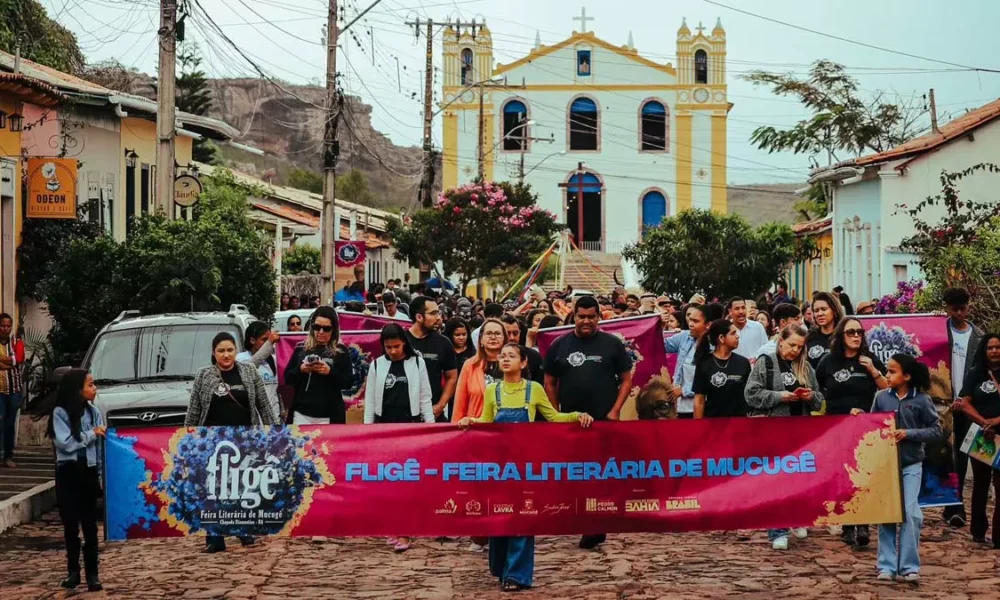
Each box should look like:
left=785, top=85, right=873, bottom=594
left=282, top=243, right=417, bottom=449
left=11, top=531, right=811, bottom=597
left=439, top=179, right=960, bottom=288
left=970, top=459, right=1000, bottom=542
left=56, top=459, right=100, bottom=576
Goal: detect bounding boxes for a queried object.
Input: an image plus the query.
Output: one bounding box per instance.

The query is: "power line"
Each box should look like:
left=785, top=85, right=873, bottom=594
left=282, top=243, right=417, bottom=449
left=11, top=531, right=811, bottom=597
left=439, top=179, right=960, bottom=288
left=702, top=0, right=1000, bottom=74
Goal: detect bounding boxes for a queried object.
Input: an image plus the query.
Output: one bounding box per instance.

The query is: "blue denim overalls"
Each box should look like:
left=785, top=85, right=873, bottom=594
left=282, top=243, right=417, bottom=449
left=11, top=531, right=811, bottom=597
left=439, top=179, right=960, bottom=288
left=487, top=382, right=535, bottom=588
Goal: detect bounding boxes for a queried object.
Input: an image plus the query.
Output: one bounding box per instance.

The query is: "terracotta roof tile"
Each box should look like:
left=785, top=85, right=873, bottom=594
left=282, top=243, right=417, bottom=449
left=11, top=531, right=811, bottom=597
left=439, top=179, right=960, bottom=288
left=792, top=216, right=832, bottom=235
left=0, top=72, right=65, bottom=107
left=856, top=97, right=1000, bottom=167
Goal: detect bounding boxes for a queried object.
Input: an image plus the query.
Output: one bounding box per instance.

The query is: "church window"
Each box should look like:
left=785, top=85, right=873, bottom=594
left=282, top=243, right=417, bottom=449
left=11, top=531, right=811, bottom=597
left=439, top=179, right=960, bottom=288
left=640, top=101, right=667, bottom=151
left=502, top=100, right=529, bottom=151
left=694, top=49, right=708, bottom=84
left=577, top=50, right=592, bottom=77
left=461, top=48, right=474, bottom=85
left=569, top=97, right=599, bottom=151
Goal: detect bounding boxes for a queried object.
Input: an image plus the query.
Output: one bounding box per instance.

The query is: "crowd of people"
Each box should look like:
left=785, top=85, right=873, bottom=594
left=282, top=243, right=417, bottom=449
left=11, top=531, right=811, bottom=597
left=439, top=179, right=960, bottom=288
left=30, top=278, right=1000, bottom=592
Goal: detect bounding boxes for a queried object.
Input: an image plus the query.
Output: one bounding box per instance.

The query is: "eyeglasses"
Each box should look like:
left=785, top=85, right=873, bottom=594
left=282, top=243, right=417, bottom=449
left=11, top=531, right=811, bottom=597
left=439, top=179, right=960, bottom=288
left=312, top=325, right=334, bottom=333
left=844, top=328, right=865, bottom=337
left=483, top=331, right=505, bottom=337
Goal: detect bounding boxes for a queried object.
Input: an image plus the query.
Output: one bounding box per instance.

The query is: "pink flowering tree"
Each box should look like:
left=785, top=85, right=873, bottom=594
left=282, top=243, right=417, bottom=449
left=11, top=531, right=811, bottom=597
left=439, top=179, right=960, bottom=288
left=387, top=181, right=561, bottom=291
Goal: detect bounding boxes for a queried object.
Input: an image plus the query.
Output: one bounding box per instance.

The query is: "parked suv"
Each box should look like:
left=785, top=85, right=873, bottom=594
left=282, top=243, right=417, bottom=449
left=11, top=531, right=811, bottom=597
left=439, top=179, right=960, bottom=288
left=79, top=305, right=257, bottom=429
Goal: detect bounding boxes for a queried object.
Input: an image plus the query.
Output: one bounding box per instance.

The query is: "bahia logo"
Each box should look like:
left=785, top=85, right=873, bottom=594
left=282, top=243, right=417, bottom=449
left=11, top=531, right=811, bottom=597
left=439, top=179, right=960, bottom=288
left=866, top=323, right=922, bottom=364
left=145, top=426, right=332, bottom=537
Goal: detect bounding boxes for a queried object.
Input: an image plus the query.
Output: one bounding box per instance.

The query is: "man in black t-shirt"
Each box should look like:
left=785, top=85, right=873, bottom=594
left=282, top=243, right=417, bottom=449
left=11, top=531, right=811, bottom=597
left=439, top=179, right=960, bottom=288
left=543, top=295, right=632, bottom=551
left=406, top=297, right=457, bottom=422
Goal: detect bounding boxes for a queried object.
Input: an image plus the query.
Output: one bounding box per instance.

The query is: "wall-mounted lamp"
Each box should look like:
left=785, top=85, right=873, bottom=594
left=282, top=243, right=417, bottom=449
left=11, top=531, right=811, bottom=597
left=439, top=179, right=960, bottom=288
left=124, top=148, right=138, bottom=168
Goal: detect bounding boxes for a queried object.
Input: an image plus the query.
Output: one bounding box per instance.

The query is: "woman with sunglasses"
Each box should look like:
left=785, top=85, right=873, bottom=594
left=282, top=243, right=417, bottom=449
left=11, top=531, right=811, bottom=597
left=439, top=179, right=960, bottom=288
left=287, top=315, right=303, bottom=332
left=284, top=306, right=355, bottom=425
left=816, top=318, right=887, bottom=548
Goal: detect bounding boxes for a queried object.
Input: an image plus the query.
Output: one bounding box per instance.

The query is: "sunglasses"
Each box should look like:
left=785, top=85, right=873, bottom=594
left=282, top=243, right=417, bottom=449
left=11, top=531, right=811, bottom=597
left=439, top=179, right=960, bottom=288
left=844, top=328, right=865, bottom=337
left=312, top=324, right=334, bottom=333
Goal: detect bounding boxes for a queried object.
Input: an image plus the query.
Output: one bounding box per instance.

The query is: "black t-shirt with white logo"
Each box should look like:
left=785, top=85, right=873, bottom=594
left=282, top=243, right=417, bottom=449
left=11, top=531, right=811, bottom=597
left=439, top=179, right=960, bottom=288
left=693, top=353, right=752, bottom=418
left=406, top=330, right=457, bottom=405
left=961, top=366, right=1000, bottom=420
left=543, top=330, right=632, bottom=419
left=816, top=354, right=886, bottom=415
left=806, top=330, right=833, bottom=369
left=207, top=368, right=252, bottom=426
left=379, top=359, right=412, bottom=423
left=775, top=356, right=806, bottom=416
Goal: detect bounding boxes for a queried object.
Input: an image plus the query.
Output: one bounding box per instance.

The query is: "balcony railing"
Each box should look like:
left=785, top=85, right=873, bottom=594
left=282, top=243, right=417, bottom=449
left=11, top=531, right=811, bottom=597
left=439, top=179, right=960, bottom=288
left=578, top=239, right=627, bottom=254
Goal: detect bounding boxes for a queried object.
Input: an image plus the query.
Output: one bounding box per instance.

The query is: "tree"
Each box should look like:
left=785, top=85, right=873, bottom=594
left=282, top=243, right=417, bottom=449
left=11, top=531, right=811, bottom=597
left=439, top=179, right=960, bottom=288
left=282, top=244, right=321, bottom=275
left=899, top=163, right=1000, bottom=331
left=622, top=210, right=802, bottom=300
left=388, top=181, right=561, bottom=290
left=743, top=60, right=926, bottom=219
left=288, top=167, right=323, bottom=194
left=174, top=41, right=217, bottom=164
left=0, top=0, right=84, bottom=74
left=16, top=200, right=103, bottom=304
left=336, top=168, right=376, bottom=206
left=40, top=169, right=278, bottom=361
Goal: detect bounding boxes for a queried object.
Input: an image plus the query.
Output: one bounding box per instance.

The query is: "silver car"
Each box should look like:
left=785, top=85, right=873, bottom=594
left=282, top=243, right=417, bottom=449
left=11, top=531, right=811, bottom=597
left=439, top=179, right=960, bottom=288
left=78, top=305, right=257, bottom=429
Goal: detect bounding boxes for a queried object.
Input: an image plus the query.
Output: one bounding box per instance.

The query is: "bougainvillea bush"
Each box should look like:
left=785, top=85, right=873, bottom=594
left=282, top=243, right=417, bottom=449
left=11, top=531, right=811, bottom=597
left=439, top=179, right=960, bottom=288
left=898, top=163, right=1000, bottom=331
left=875, top=280, right=925, bottom=315
left=387, top=181, right=561, bottom=290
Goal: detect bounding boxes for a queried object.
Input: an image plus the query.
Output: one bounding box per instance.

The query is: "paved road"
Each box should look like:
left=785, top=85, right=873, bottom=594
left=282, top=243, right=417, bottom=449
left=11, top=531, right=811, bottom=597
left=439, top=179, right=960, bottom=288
left=0, top=508, right=997, bottom=599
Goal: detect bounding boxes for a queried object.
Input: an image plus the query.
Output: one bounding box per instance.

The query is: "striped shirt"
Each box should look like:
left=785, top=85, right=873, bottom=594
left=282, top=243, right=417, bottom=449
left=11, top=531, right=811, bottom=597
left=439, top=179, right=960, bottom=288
left=0, top=339, right=22, bottom=395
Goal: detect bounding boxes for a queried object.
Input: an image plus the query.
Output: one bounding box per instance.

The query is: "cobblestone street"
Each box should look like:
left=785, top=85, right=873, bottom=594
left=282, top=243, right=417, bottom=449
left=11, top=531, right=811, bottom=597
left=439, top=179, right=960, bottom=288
left=1, top=508, right=998, bottom=599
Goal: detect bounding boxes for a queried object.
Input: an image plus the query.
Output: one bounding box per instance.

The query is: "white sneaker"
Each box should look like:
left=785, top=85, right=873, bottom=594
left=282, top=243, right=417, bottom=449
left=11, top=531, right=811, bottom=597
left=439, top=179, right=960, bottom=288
left=771, top=536, right=789, bottom=550
left=792, top=527, right=808, bottom=540
left=901, top=573, right=920, bottom=583
left=828, top=525, right=843, bottom=536
left=467, top=542, right=485, bottom=553
left=876, top=571, right=893, bottom=581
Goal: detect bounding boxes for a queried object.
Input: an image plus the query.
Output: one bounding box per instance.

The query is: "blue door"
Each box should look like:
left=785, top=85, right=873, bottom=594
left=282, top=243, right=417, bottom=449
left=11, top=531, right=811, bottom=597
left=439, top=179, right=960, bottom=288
left=641, top=191, right=667, bottom=234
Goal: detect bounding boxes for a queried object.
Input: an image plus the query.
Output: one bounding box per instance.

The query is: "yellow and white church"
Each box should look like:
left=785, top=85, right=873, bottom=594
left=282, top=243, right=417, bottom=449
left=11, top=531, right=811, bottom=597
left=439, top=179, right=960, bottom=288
left=440, top=12, right=730, bottom=252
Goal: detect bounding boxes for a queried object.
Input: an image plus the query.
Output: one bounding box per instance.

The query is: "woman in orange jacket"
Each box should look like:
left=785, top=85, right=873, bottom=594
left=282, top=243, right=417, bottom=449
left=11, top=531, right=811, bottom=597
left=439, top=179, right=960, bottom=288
left=450, top=318, right=505, bottom=552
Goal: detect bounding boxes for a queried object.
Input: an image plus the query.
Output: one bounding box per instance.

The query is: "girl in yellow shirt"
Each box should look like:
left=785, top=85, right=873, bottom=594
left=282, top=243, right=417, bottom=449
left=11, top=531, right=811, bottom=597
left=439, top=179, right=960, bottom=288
left=458, top=343, right=592, bottom=591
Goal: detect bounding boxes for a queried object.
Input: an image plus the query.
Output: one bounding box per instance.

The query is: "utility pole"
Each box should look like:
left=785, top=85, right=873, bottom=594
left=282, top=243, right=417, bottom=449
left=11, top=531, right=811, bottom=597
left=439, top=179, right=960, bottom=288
left=929, top=88, right=940, bottom=134
left=477, top=81, right=485, bottom=180
left=155, top=0, right=178, bottom=217
left=320, top=0, right=341, bottom=304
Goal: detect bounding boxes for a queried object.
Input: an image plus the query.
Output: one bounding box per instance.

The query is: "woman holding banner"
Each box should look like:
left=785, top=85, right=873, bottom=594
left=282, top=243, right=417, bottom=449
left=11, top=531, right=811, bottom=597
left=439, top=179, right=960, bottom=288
left=451, top=318, right=506, bottom=552
left=953, top=333, right=1000, bottom=547
left=284, top=306, right=355, bottom=425
left=364, top=324, right=435, bottom=553
left=816, top=318, right=888, bottom=548
left=745, top=324, right=824, bottom=551
left=186, top=332, right=280, bottom=554
left=458, top=343, right=593, bottom=591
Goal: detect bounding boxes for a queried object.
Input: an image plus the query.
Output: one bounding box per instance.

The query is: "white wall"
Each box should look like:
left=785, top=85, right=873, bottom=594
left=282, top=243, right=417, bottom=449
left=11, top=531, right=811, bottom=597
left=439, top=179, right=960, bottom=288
left=63, top=108, right=121, bottom=238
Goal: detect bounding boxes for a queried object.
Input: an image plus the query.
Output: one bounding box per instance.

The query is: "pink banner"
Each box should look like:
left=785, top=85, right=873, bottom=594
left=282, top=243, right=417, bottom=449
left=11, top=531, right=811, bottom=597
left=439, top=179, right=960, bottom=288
left=335, top=241, right=366, bottom=267
left=337, top=312, right=402, bottom=331
left=536, top=316, right=671, bottom=418
left=856, top=314, right=949, bottom=385
left=276, top=332, right=382, bottom=410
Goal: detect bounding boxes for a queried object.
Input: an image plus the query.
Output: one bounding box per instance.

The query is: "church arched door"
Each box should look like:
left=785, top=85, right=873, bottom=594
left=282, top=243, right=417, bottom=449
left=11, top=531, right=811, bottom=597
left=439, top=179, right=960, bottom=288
left=564, top=172, right=602, bottom=250
left=641, top=190, right=667, bottom=236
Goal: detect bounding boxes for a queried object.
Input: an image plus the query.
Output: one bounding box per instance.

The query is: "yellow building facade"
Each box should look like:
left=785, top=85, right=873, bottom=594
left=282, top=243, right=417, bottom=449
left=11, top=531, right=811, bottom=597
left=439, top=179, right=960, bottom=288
left=786, top=216, right=833, bottom=301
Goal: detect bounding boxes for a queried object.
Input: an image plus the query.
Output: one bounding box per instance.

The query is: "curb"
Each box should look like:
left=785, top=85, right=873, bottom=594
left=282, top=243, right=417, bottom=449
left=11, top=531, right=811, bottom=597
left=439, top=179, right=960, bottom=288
left=0, top=480, right=57, bottom=535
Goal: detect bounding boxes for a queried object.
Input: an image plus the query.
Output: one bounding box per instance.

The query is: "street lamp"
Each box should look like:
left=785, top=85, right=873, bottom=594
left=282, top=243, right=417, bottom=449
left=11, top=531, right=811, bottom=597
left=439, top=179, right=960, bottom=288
left=124, top=148, right=138, bottom=168
left=523, top=150, right=567, bottom=178
left=8, top=113, right=23, bottom=132
left=0, top=111, right=6, bottom=130
left=485, top=119, right=535, bottom=157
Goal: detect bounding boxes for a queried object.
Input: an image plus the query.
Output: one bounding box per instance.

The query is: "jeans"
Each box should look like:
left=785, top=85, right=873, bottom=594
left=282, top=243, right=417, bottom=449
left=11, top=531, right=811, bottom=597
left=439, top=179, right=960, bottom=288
left=944, top=413, right=971, bottom=521
left=56, top=459, right=100, bottom=576
left=0, top=393, right=21, bottom=460
left=489, top=536, right=534, bottom=587
left=969, top=459, right=1000, bottom=543
left=767, top=528, right=789, bottom=542
left=878, top=463, right=923, bottom=575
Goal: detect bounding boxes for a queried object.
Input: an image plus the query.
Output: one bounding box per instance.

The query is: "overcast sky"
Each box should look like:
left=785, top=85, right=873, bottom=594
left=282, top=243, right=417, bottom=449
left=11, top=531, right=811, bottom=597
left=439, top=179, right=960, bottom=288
left=42, top=0, right=1000, bottom=184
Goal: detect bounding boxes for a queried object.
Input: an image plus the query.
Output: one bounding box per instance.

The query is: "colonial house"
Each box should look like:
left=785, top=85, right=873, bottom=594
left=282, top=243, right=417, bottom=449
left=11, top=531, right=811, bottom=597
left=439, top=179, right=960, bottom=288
left=809, top=98, right=1000, bottom=301
left=194, top=163, right=417, bottom=288
left=785, top=215, right=833, bottom=301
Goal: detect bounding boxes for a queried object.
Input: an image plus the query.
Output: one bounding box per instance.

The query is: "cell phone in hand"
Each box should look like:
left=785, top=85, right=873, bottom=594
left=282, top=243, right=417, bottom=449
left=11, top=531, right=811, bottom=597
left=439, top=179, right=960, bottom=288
left=305, top=354, right=320, bottom=364
left=793, top=387, right=810, bottom=397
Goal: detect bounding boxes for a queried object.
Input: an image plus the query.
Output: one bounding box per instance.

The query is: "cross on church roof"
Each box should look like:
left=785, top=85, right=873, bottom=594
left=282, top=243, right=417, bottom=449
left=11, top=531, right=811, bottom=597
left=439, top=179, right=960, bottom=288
left=573, top=7, right=594, bottom=33
left=696, top=21, right=705, bottom=35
